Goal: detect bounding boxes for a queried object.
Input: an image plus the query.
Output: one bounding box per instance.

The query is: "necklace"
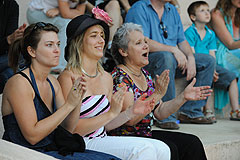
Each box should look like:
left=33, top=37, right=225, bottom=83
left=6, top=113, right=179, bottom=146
left=125, top=65, right=142, bottom=77
left=81, top=67, right=98, bottom=78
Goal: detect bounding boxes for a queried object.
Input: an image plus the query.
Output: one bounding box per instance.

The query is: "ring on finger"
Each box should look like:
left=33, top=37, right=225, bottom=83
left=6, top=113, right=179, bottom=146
left=73, top=87, right=77, bottom=91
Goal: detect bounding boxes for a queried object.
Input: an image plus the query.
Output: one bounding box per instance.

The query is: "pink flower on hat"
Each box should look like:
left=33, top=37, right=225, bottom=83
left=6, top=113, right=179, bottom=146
left=92, top=7, right=113, bottom=26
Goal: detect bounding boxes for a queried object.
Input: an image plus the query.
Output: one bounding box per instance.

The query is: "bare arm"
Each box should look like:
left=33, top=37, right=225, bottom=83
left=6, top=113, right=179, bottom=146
left=106, top=92, right=154, bottom=128
left=211, top=10, right=240, bottom=50
left=4, top=74, right=84, bottom=145
left=55, top=73, right=85, bottom=132
left=154, top=78, right=212, bottom=120
left=86, top=1, right=94, bottom=12
left=58, top=71, right=125, bottom=136
left=106, top=71, right=167, bottom=128
left=58, top=0, right=86, bottom=19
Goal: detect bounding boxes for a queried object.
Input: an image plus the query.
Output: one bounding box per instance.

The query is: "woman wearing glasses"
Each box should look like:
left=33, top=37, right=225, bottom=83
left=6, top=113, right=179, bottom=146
left=1, top=22, right=120, bottom=159
left=109, top=22, right=210, bottom=160
left=27, top=0, right=87, bottom=74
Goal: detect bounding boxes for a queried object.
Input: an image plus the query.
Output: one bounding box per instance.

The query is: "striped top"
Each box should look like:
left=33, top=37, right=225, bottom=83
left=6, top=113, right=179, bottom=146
left=80, top=95, right=110, bottom=139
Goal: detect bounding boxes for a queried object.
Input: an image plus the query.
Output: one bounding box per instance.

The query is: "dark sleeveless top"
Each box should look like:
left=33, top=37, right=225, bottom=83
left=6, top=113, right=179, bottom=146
left=2, top=68, right=57, bottom=149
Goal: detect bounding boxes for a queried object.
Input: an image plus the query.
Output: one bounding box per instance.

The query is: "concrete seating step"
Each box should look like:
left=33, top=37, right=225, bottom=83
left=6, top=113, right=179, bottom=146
left=153, top=119, right=240, bottom=160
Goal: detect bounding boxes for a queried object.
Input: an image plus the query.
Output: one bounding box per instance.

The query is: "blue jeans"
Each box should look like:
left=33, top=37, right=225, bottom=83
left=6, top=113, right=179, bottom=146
left=145, top=52, right=215, bottom=121
left=39, top=149, right=121, bottom=160
left=0, top=54, right=14, bottom=93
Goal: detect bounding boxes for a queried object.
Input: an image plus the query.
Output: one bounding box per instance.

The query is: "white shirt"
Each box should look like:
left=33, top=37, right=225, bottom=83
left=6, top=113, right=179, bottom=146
left=29, top=0, right=78, bottom=13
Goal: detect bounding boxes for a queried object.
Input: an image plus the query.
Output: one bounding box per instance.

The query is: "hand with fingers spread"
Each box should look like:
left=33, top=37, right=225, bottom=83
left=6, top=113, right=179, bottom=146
left=132, top=93, right=155, bottom=116
left=7, top=23, right=27, bottom=44
left=66, top=76, right=86, bottom=109
left=155, top=70, right=170, bottom=98
left=110, top=85, right=127, bottom=116
left=184, top=78, right=212, bottom=101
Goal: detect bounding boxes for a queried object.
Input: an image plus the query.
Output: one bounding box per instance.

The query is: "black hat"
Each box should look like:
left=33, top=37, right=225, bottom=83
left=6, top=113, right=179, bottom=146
left=64, top=14, right=110, bottom=61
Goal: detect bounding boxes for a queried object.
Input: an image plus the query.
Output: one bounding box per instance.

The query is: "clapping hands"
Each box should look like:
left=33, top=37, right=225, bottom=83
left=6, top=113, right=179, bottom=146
left=110, top=85, right=127, bottom=116
left=132, top=93, right=155, bottom=116
left=66, top=75, right=86, bottom=109
left=155, top=70, right=170, bottom=98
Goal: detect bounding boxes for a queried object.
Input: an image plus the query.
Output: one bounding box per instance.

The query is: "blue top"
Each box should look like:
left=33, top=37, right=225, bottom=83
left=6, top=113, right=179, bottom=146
left=125, top=0, right=186, bottom=46
left=184, top=23, right=217, bottom=54
left=2, top=68, right=57, bottom=149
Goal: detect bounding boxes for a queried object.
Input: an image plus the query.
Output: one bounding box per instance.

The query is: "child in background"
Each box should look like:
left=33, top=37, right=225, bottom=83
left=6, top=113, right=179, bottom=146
left=185, top=1, right=240, bottom=121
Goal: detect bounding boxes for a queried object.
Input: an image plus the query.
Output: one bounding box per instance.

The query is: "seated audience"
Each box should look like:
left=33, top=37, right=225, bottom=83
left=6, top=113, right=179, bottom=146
left=0, top=0, right=26, bottom=93
left=185, top=1, right=240, bottom=121
left=27, top=0, right=87, bottom=74
left=209, top=0, right=240, bottom=119
left=109, top=22, right=210, bottom=160
left=2, top=22, right=120, bottom=160
left=125, top=0, right=215, bottom=129
left=58, top=9, right=171, bottom=159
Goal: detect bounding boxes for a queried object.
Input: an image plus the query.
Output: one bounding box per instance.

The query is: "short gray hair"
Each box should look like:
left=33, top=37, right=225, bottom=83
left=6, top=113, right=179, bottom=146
left=111, top=23, right=143, bottom=65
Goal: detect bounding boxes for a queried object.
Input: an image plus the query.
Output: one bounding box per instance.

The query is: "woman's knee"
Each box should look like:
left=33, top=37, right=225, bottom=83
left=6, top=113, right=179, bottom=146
left=137, top=139, right=170, bottom=160
left=153, top=140, right=171, bottom=160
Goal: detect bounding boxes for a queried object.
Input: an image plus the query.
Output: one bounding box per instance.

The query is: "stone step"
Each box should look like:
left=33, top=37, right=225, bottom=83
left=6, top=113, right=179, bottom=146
left=152, top=119, right=240, bottom=160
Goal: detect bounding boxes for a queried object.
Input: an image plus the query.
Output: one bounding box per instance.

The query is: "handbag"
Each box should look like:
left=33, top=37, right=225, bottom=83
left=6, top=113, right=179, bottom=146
left=18, top=71, right=85, bottom=156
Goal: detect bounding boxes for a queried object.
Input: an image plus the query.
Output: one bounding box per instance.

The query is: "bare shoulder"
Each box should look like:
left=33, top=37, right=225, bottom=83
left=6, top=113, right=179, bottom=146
left=2, top=73, right=34, bottom=115
left=57, top=69, right=74, bottom=83
left=4, top=73, right=33, bottom=96
left=57, top=69, right=75, bottom=93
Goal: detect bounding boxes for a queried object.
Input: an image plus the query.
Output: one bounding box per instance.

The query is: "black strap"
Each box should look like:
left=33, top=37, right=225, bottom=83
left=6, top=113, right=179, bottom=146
left=17, top=72, right=87, bottom=155
left=17, top=71, right=52, bottom=116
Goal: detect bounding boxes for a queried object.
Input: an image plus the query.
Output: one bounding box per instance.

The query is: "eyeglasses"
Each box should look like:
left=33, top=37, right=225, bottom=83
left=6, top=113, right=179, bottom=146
left=160, top=21, right=168, bottom=39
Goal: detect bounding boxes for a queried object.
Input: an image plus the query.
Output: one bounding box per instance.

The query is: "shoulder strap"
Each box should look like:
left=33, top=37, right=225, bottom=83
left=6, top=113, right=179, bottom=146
left=17, top=71, right=52, bottom=116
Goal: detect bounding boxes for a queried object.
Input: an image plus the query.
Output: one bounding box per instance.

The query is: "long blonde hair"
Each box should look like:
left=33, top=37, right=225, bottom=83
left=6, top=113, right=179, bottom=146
left=66, top=25, right=104, bottom=74
left=214, top=0, right=240, bottom=26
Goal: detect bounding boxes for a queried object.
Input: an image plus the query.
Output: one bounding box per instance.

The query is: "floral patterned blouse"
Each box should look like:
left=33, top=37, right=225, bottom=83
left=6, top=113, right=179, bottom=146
left=108, top=67, right=155, bottom=137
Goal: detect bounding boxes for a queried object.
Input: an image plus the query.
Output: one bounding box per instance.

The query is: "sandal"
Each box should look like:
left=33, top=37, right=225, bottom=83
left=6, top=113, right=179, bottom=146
left=230, top=109, right=240, bottom=121
left=204, top=109, right=217, bottom=123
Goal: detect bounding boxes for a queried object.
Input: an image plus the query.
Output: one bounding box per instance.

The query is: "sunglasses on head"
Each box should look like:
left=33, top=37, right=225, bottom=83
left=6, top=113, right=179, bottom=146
left=160, top=21, right=168, bottom=39
left=30, top=22, right=54, bottom=35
